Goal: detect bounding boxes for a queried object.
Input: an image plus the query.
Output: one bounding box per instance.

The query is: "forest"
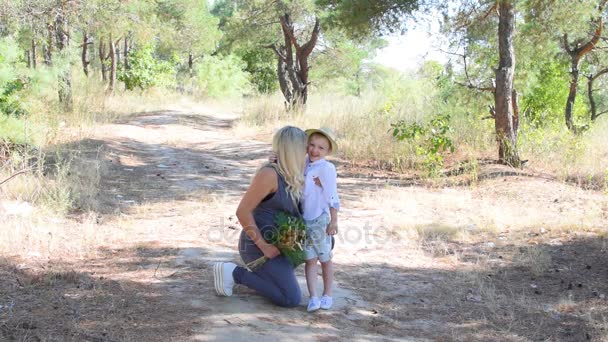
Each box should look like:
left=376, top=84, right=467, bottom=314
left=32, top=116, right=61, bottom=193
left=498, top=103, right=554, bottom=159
left=1, top=1, right=608, bottom=341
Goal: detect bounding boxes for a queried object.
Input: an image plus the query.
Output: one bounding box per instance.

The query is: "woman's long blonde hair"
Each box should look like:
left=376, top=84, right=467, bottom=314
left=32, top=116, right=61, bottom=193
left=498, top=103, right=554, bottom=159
left=266, top=126, right=306, bottom=200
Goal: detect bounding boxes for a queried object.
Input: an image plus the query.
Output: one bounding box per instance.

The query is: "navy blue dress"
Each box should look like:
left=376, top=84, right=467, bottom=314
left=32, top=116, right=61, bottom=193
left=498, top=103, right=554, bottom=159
left=233, top=167, right=302, bottom=307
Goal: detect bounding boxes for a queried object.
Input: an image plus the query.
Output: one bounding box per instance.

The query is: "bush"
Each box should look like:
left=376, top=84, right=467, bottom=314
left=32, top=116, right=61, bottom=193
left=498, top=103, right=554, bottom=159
left=194, top=54, right=250, bottom=98
left=391, top=113, right=455, bottom=176
left=0, top=115, right=30, bottom=144
left=238, top=48, right=277, bottom=94
left=118, top=45, right=176, bottom=91
left=0, top=37, right=29, bottom=118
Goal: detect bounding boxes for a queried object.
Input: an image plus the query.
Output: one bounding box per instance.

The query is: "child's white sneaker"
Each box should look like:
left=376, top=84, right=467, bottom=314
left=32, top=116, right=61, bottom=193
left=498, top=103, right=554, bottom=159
left=213, top=262, right=237, bottom=296
left=320, top=295, right=333, bottom=310
left=307, top=297, right=321, bottom=312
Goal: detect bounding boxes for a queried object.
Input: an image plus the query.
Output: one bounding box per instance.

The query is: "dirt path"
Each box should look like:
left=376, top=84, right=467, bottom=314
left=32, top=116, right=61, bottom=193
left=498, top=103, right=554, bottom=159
left=2, top=105, right=608, bottom=341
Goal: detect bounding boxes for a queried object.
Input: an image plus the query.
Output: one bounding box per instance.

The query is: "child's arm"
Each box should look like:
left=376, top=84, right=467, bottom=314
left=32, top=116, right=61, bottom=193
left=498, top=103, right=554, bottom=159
left=318, top=163, right=340, bottom=235
left=268, top=152, right=278, bottom=163
left=327, top=207, right=338, bottom=235
left=317, top=163, right=340, bottom=210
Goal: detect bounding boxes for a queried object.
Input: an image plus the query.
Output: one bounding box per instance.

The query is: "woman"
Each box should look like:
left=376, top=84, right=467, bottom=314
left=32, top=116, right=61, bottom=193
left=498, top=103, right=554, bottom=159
left=214, top=126, right=307, bottom=307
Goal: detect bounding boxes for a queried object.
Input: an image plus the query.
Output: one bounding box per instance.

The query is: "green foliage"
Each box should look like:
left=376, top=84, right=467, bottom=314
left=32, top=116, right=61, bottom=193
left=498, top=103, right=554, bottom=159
left=0, top=37, right=29, bottom=117
left=156, top=0, right=221, bottom=58
left=245, top=209, right=307, bottom=269
left=0, top=114, right=29, bottom=144
left=271, top=211, right=307, bottom=267
left=317, top=0, right=420, bottom=38
left=520, top=60, right=570, bottom=127
left=311, top=31, right=387, bottom=96
left=238, top=48, right=278, bottom=94
left=391, top=113, right=455, bottom=176
left=0, top=78, right=27, bottom=117
left=194, top=54, right=251, bottom=98
left=118, top=45, right=176, bottom=91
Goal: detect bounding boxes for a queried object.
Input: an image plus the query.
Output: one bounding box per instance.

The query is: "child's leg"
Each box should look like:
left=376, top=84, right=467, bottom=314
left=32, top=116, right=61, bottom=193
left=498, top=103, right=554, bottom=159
left=305, top=258, right=318, bottom=297
left=320, top=260, right=333, bottom=296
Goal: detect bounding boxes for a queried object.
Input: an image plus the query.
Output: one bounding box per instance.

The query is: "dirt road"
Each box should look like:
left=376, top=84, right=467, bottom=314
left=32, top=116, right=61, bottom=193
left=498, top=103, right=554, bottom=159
left=2, top=104, right=607, bottom=341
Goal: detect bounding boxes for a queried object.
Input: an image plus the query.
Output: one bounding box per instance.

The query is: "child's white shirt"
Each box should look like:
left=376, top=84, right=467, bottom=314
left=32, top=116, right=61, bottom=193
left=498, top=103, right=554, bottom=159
left=301, top=157, right=340, bottom=221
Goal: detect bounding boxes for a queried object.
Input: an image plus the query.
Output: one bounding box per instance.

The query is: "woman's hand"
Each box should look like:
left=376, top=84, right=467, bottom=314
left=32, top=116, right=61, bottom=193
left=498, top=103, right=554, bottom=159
left=260, top=243, right=281, bottom=259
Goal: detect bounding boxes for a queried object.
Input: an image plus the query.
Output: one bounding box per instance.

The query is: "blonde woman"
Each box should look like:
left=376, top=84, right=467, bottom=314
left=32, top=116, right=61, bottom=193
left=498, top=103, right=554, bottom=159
left=214, top=126, right=307, bottom=307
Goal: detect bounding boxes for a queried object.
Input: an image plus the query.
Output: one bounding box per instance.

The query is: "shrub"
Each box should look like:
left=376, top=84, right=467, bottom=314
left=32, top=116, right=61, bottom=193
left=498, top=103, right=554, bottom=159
left=391, top=113, right=455, bottom=176
left=118, top=44, right=176, bottom=91
left=194, top=54, right=250, bottom=98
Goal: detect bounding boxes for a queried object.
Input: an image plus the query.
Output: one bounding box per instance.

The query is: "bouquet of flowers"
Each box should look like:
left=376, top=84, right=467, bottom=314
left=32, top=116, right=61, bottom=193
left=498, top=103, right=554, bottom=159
left=246, top=211, right=307, bottom=269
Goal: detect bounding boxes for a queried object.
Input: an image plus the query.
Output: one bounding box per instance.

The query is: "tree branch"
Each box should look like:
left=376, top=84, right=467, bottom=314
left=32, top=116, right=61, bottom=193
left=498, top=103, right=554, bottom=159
left=597, top=110, right=608, bottom=117
left=263, top=43, right=287, bottom=62
left=279, top=14, right=300, bottom=50
left=455, top=81, right=495, bottom=92
left=481, top=1, right=498, bottom=20
left=451, top=52, right=495, bottom=92
left=0, top=168, right=33, bottom=186
left=300, top=17, right=321, bottom=58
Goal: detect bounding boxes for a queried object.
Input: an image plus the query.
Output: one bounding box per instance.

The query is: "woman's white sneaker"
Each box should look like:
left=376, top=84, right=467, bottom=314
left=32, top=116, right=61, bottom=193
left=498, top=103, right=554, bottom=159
left=213, top=262, right=237, bottom=296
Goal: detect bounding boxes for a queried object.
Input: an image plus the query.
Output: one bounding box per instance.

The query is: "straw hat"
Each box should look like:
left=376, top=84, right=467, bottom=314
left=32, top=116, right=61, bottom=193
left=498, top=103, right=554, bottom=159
left=305, top=127, right=338, bottom=154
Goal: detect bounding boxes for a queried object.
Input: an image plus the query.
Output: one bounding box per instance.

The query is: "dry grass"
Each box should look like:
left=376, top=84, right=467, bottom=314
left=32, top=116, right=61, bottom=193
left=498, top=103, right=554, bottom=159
left=235, top=92, right=425, bottom=170
left=1, top=73, right=200, bottom=260
left=513, top=246, right=552, bottom=277
left=1, top=143, right=107, bottom=216
left=2, top=69, right=193, bottom=211
left=237, top=93, right=608, bottom=193
left=519, top=117, right=608, bottom=190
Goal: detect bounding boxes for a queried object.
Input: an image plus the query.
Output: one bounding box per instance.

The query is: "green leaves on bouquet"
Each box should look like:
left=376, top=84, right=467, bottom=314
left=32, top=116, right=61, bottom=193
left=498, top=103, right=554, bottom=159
left=246, top=211, right=307, bottom=270
left=271, top=211, right=307, bottom=267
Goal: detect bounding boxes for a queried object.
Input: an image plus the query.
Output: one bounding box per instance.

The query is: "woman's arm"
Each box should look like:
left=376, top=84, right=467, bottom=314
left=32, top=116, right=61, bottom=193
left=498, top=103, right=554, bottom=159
left=236, top=167, right=281, bottom=259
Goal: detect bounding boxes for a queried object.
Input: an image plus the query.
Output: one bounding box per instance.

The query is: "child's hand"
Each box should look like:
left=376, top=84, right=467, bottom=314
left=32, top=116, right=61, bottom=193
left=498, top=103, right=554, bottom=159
left=326, top=222, right=338, bottom=236
left=268, top=152, right=278, bottom=163
left=313, top=176, right=323, bottom=188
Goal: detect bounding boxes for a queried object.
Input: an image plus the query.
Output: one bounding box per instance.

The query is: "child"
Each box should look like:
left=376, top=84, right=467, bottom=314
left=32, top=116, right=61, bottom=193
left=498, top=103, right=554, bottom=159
left=301, top=128, right=340, bottom=312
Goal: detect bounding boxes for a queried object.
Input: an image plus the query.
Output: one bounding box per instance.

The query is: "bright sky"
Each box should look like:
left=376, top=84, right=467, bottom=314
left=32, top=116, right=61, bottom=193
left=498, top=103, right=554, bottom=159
left=373, top=18, right=449, bottom=72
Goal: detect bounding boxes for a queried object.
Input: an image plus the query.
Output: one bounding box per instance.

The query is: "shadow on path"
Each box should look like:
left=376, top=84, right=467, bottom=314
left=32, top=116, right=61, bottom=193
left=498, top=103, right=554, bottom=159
left=2, top=234, right=606, bottom=341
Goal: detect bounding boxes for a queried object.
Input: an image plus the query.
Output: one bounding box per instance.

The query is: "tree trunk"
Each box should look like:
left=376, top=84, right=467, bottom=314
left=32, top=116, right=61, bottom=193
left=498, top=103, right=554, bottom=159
left=587, top=68, right=608, bottom=121
left=108, top=33, right=116, bottom=92
left=25, top=50, right=31, bottom=68
left=276, top=47, right=292, bottom=108
left=512, top=89, right=520, bottom=141
left=565, top=57, right=581, bottom=131
left=494, top=0, right=520, bottom=167
left=82, top=31, right=90, bottom=77
left=115, top=38, right=121, bottom=68
left=563, top=0, right=606, bottom=131
left=44, top=22, right=53, bottom=66
left=55, top=7, right=72, bottom=112
left=124, top=35, right=130, bottom=70
left=269, top=14, right=320, bottom=110
left=31, top=38, right=37, bottom=69
left=99, top=37, right=107, bottom=82
left=587, top=74, right=596, bottom=122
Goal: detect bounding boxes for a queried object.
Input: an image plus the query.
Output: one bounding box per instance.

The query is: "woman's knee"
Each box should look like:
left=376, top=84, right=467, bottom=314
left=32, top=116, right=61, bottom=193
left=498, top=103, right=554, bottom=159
left=285, top=290, right=302, bottom=308
left=276, top=285, right=301, bottom=308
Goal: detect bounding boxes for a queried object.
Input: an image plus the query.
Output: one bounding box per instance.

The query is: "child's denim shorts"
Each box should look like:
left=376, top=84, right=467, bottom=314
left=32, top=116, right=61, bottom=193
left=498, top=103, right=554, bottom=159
left=304, top=212, right=332, bottom=262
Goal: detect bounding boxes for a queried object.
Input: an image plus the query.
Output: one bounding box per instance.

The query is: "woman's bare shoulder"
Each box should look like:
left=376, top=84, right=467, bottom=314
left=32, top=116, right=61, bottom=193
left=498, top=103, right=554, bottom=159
left=252, top=166, right=278, bottom=189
